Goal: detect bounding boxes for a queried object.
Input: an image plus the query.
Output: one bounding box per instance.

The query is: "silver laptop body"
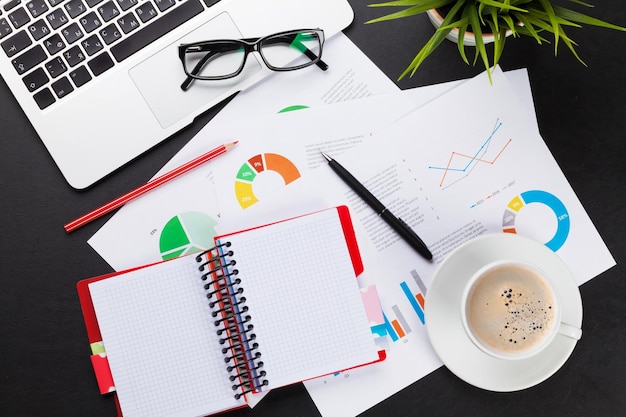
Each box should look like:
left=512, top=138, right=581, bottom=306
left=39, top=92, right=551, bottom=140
left=0, top=0, right=354, bottom=188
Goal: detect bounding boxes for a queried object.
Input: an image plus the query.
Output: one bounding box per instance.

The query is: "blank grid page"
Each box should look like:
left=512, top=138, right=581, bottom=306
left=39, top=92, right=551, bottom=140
left=222, top=208, right=378, bottom=389
left=89, top=256, right=244, bottom=417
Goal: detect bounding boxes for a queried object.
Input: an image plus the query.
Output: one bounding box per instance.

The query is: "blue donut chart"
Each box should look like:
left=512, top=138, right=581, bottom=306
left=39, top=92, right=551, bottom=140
left=502, top=190, right=570, bottom=252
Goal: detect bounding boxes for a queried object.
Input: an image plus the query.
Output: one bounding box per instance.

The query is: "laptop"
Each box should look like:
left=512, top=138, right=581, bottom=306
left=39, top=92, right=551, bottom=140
left=0, top=0, right=354, bottom=189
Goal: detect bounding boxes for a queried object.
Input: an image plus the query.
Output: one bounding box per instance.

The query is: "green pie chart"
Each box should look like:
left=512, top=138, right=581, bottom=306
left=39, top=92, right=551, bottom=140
left=159, top=212, right=218, bottom=260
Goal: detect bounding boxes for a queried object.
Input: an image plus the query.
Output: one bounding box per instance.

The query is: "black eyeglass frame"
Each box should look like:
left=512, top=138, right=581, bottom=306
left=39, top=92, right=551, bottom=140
left=178, top=28, right=327, bottom=91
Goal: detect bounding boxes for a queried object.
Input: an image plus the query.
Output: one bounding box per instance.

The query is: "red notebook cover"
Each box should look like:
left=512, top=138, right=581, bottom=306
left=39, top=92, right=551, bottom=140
left=77, top=206, right=383, bottom=416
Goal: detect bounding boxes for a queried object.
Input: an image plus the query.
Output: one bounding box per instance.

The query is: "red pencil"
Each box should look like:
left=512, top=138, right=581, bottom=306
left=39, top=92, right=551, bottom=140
left=64, top=141, right=238, bottom=233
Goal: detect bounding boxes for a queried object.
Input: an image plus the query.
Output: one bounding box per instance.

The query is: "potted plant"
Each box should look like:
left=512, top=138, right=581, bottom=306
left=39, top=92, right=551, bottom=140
left=366, top=0, right=626, bottom=81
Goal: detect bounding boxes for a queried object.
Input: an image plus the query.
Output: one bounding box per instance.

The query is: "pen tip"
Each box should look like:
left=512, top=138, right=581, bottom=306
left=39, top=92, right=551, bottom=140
left=320, top=151, right=331, bottom=162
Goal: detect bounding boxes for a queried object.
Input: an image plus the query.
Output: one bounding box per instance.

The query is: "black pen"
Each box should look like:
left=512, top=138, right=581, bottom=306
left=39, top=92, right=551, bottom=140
left=321, top=151, right=433, bottom=261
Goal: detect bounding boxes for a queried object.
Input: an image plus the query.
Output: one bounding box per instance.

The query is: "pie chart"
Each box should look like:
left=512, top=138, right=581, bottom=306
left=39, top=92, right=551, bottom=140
left=502, top=190, right=570, bottom=252
left=159, top=212, right=218, bottom=260
left=234, top=153, right=301, bottom=209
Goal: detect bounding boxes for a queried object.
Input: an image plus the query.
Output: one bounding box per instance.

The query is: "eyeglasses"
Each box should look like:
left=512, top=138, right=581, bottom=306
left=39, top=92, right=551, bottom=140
left=178, top=28, right=327, bottom=91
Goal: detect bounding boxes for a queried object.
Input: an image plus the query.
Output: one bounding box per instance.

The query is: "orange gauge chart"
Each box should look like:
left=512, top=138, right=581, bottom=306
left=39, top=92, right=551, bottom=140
left=234, top=153, right=301, bottom=209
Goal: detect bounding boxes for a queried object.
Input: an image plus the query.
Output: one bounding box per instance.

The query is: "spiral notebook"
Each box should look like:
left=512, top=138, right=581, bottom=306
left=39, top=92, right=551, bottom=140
left=77, top=206, right=383, bottom=417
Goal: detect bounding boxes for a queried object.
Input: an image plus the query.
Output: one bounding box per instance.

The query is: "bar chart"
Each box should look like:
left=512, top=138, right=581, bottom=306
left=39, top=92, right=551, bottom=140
left=372, top=270, right=428, bottom=342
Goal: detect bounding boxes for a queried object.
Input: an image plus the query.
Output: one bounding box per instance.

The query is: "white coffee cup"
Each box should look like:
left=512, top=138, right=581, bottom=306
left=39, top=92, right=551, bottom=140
left=461, top=259, right=582, bottom=360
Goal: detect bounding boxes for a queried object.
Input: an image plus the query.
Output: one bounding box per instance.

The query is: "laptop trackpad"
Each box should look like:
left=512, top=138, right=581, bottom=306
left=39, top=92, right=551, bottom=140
left=129, top=12, right=262, bottom=129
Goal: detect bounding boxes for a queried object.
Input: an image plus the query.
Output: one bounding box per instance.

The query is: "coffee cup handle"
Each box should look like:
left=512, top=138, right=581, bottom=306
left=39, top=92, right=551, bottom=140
left=558, top=322, right=582, bottom=340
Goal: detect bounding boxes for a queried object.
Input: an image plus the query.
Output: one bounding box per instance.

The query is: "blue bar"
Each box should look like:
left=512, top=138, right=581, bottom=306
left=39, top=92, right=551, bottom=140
left=371, top=323, right=388, bottom=338
left=382, top=312, right=399, bottom=342
left=400, top=281, right=425, bottom=324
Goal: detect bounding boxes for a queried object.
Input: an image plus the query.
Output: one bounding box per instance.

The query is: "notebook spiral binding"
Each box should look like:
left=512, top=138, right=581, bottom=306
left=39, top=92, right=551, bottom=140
left=196, top=242, right=269, bottom=400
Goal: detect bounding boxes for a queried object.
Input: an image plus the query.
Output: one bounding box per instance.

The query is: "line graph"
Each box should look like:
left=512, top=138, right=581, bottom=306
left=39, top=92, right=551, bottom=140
left=428, top=119, right=512, bottom=189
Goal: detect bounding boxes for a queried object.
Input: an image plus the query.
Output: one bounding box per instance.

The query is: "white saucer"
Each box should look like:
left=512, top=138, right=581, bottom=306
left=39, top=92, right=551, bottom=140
left=424, top=233, right=583, bottom=392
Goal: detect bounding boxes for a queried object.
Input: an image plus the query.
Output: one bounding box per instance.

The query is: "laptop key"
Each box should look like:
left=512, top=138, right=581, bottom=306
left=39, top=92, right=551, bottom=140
left=63, top=44, right=85, bottom=66
left=97, top=1, right=119, bottom=22
left=33, top=87, right=55, bottom=109
left=45, top=7, right=69, bottom=29
left=61, top=21, right=83, bottom=43
left=110, top=0, right=203, bottom=62
left=0, top=18, right=12, bottom=40
left=79, top=11, right=101, bottom=32
left=51, top=75, right=73, bottom=98
left=1, top=29, right=31, bottom=57
left=45, top=55, right=67, bottom=78
left=81, top=33, right=102, bottom=55
left=43, top=32, right=65, bottom=54
left=11, top=44, right=46, bottom=74
left=135, top=2, right=156, bottom=23
left=3, top=0, right=22, bottom=12
left=69, top=64, right=91, bottom=86
left=64, top=0, right=86, bottom=19
left=87, top=50, right=113, bottom=75
left=26, top=0, right=48, bottom=18
left=27, top=18, right=50, bottom=40
left=117, top=11, right=138, bottom=34
left=9, top=7, right=31, bottom=28
left=116, top=0, right=137, bottom=12
left=154, top=0, right=174, bottom=13
left=99, top=22, right=120, bottom=44
left=22, top=66, right=49, bottom=91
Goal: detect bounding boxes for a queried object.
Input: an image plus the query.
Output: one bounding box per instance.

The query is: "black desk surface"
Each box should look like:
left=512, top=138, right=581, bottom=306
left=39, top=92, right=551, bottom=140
left=1, top=1, right=625, bottom=416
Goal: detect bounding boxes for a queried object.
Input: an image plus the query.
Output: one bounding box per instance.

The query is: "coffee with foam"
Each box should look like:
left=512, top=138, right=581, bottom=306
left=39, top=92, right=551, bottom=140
left=465, top=263, right=557, bottom=356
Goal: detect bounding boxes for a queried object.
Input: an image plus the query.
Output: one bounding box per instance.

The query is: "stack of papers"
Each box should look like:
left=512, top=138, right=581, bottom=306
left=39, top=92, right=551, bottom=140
left=88, top=33, right=614, bottom=417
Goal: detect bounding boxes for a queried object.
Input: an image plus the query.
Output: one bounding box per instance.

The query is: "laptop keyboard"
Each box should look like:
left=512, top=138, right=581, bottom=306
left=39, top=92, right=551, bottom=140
left=0, top=0, right=219, bottom=110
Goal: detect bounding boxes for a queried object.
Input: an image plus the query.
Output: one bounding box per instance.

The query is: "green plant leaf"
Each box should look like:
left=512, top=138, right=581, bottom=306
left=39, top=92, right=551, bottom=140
left=566, top=0, right=593, bottom=8
left=457, top=7, right=473, bottom=64
left=397, top=0, right=466, bottom=79
left=366, top=4, right=441, bottom=23
left=475, top=0, right=527, bottom=13
left=368, top=0, right=444, bottom=6
left=554, top=26, right=586, bottom=65
left=467, top=0, right=493, bottom=82
left=489, top=5, right=499, bottom=33
left=457, top=25, right=470, bottom=64
left=536, top=0, right=561, bottom=52
left=513, top=12, right=545, bottom=43
left=553, top=6, right=626, bottom=31
left=399, top=28, right=450, bottom=79
left=521, top=13, right=556, bottom=33
left=487, top=20, right=507, bottom=66
left=525, top=8, right=584, bottom=30
left=367, top=0, right=625, bottom=80
left=501, top=14, right=517, bottom=33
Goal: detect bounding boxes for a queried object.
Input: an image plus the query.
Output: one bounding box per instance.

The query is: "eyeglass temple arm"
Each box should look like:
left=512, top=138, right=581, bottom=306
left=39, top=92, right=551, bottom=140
left=180, top=41, right=241, bottom=91
left=180, top=49, right=224, bottom=91
left=303, top=44, right=328, bottom=71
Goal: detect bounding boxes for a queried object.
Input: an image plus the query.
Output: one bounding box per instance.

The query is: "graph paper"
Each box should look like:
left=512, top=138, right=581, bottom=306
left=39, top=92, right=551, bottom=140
left=88, top=207, right=379, bottom=417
